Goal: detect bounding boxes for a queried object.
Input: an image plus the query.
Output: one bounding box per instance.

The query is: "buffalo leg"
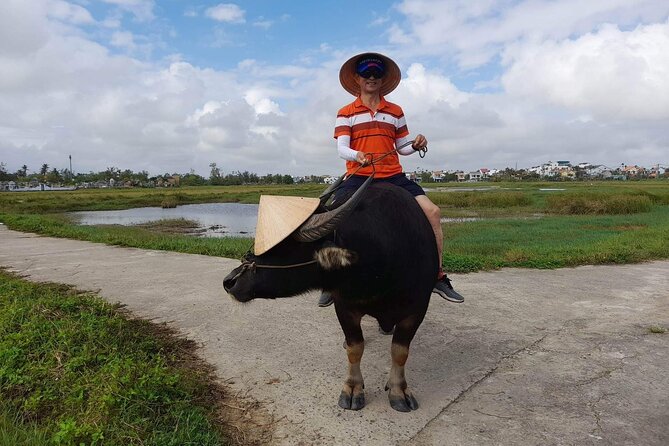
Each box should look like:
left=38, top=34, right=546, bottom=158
left=386, top=316, right=422, bottom=412
left=335, top=308, right=365, bottom=410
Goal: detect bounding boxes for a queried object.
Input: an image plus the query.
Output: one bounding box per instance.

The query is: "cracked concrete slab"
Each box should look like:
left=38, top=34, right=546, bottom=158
left=0, top=225, right=667, bottom=445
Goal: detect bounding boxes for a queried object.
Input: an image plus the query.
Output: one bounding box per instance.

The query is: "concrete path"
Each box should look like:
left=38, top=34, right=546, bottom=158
left=1, top=224, right=667, bottom=445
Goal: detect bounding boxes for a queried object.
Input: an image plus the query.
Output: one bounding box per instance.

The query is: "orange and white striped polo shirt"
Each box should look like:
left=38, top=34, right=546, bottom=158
left=334, top=96, right=409, bottom=178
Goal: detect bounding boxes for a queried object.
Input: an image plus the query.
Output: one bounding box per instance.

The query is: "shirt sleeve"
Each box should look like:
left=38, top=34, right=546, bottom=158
left=396, top=134, right=416, bottom=155
left=337, top=135, right=358, bottom=161
left=395, top=106, right=413, bottom=155
left=395, top=108, right=409, bottom=139
left=334, top=112, right=351, bottom=139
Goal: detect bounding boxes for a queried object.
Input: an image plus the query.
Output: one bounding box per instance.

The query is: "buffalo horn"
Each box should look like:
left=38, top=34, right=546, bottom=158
left=293, top=175, right=372, bottom=242
left=318, top=174, right=345, bottom=205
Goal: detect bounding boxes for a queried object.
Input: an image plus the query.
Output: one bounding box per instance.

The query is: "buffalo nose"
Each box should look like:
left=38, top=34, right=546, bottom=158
left=223, top=267, right=242, bottom=292
left=223, top=276, right=236, bottom=292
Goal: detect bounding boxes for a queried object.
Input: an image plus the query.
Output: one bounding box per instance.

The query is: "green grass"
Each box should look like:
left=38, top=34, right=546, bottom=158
left=442, top=205, right=669, bottom=271
left=0, top=271, right=230, bottom=446
left=0, top=406, right=51, bottom=446
left=428, top=190, right=533, bottom=208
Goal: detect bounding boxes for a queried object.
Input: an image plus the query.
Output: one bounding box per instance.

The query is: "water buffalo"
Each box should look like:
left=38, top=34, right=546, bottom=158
left=223, top=179, right=438, bottom=412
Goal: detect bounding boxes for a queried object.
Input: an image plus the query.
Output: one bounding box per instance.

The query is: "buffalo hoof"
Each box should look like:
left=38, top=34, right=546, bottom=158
left=385, top=384, right=419, bottom=412
left=338, top=390, right=366, bottom=410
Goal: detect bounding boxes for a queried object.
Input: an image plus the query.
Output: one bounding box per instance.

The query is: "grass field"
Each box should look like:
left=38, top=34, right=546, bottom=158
left=0, top=270, right=230, bottom=446
left=1, top=181, right=669, bottom=272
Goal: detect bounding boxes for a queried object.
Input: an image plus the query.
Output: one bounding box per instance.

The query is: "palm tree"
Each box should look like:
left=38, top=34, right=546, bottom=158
left=40, top=164, right=49, bottom=176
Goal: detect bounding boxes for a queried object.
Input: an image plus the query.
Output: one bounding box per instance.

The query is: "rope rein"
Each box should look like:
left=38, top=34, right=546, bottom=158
left=348, top=139, right=427, bottom=177
left=238, top=141, right=428, bottom=269
left=234, top=254, right=318, bottom=275
left=247, top=259, right=318, bottom=269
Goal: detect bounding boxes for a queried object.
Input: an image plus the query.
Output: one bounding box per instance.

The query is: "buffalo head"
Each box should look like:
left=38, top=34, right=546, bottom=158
left=223, top=176, right=370, bottom=302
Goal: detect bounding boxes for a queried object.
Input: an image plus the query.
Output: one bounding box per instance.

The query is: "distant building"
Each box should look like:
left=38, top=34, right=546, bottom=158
left=166, top=175, right=180, bottom=187
left=431, top=170, right=444, bottom=182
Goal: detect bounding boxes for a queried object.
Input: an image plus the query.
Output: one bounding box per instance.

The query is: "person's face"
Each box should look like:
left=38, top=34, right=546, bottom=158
left=356, top=72, right=383, bottom=95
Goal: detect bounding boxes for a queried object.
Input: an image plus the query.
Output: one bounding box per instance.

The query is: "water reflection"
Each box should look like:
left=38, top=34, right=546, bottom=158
left=72, top=203, right=258, bottom=237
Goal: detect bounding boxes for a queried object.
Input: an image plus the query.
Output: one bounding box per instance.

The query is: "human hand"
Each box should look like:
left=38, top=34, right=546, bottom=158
left=412, top=134, right=428, bottom=150
left=356, top=151, right=371, bottom=166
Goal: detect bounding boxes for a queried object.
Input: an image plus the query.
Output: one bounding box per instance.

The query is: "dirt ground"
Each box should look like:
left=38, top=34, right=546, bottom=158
left=1, top=224, right=667, bottom=445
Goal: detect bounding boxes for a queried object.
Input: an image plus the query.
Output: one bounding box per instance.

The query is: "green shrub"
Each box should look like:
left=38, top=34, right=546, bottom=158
left=546, top=193, right=652, bottom=215
left=428, top=191, right=532, bottom=208
left=161, top=196, right=178, bottom=208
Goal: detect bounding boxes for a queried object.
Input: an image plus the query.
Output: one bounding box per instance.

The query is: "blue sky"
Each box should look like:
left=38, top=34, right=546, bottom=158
left=86, top=1, right=402, bottom=69
left=1, top=0, right=668, bottom=176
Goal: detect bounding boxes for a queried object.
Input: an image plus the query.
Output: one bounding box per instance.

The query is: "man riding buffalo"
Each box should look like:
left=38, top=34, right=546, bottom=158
left=317, top=52, right=464, bottom=308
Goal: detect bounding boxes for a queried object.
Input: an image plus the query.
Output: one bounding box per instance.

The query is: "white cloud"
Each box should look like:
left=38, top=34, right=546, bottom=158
left=394, top=63, right=470, bottom=109
left=393, top=0, right=669, bottom=68
left=0, top=0, right=50, bottom=57
left=110, top=31, right=135, bottom=50
left=501, top=21, right=669, bottom=120
left=48, top=0, right=95, bottom=24
left=205, top=3, right=246, bottom=23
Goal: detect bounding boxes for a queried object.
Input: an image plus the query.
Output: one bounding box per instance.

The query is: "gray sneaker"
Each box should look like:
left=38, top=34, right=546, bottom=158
left=433, top=275, right=464, bottom=303
left=318, top=291, right=334, bottom=307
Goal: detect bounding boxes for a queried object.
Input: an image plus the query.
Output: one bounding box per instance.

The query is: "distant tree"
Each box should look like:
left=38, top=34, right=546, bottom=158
left=19, top=165, right=28, bottom=177
left=119, top=169, right=135, bottom=183
left=420, top=171, right=432, bottom=183
left=40, top=164, right=49, bottom=176
left=104, top=166, right=120, bottom=181
left=61, top=168, right=73, bottom=182
left=442, top=172, right=457, bottom=182
left=46, top=168, right=62, bottom=184
left=209, top=163, right=221, bottom=184
left=519, top=170, right=540, bottom=180
left=0, top=162, right=13, bottom=181
left=136, top=170, right=149, bottom=182
left=282, top=174, right=294, bottom=184
left=180, top=172, right=206, bottom=186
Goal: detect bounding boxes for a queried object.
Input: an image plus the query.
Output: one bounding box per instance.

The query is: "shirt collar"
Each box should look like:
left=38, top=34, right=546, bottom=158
left=354, top=96, right=388, bottom=111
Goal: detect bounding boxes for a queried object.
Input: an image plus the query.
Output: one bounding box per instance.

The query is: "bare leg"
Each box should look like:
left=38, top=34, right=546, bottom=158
left=415, top=195, right=443, bottom=266
left=416, top=194, right=465, bottom=302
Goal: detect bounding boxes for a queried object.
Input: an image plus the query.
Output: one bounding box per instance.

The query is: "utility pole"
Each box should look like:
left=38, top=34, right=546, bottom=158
left=69, top=155, right=73, bottom=177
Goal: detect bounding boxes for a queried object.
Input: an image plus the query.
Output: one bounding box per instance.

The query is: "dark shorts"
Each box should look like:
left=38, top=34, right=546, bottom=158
left=333, top=173, right=425, bottom=203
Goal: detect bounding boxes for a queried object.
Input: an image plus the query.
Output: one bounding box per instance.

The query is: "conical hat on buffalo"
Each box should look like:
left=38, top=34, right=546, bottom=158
left=254, top=195, right=320, bottom=255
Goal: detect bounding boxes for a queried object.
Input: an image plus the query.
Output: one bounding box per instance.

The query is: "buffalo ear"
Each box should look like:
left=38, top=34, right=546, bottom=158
left=315, top=247, right=358, bottom=270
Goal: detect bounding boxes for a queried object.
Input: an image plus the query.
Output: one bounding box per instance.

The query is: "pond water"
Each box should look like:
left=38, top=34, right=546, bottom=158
left=72, top=203, right=259, bottom=237
left=72, top=201, right=510, bottom=239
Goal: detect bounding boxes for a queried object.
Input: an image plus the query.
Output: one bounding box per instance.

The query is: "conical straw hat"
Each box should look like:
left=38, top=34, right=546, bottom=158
left=254, top=195, right=320, bottom=255
left=339, top=52, right=401, bottom=97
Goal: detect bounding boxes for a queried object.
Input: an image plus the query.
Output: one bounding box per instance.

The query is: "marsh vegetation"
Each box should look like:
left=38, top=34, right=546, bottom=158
left=1, top=181, right=668, bottom=272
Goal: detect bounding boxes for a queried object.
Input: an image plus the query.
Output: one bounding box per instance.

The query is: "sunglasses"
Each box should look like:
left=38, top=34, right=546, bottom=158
left=358, top=68, right=385, bottom=79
